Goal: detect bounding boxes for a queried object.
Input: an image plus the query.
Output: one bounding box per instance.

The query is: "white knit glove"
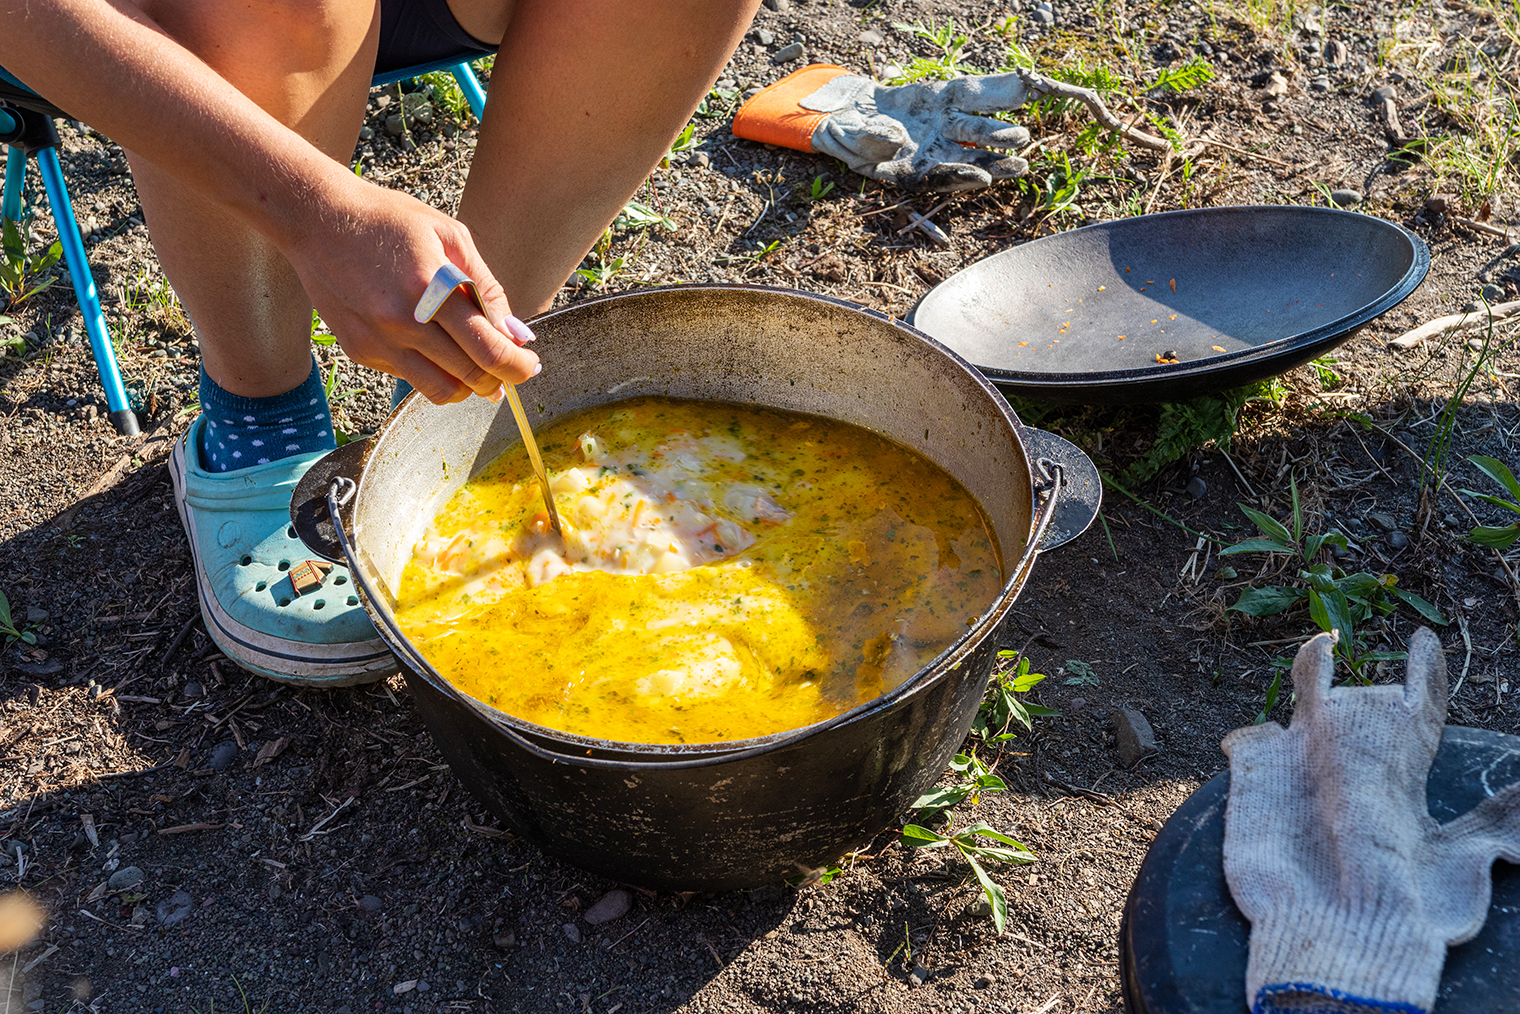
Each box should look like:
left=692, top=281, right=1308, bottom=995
left=1222, top=628, right=1520, bottom=1014
left=798, top=72, right=1035, bottom=192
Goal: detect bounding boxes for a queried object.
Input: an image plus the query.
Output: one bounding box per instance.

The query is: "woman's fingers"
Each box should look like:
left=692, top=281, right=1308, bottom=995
left=428, top=289, right=542, bottom=395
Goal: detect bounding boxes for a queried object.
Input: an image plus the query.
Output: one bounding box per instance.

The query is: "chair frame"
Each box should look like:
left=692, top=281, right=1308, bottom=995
left=0, top=58, right=488, bottom=437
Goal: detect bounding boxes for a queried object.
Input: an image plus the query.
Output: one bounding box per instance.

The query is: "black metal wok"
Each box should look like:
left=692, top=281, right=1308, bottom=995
left=910, top=205, right=1429, bottom=404
left=292, top=285, right=1100, bottom=890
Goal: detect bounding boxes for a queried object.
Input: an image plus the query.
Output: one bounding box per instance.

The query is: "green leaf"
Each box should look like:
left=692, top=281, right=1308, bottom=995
left=901, top=824, right=951, bottom=847
left=959, top=823, right=1031, bottom=852
left=1309, top=588, right=1355, bottom=649
left=1466, top=493, right=1520, bottom=517
left=1219, top=538, right=1292, bottom=556
left=910, top=785, right=971, bottom=816
left=1239, top=505, right=1293, bottom=547
left=0, top=589, right=12, bottom=630
left=966, top=854, right=1008, bottom=935
left=1391, top=587, right=1447, bottom=625
left=20, top=630, right=35, bottom=644
left=1289, top=474, right=1303, bottom=544
left=1229, top=585, right=1302, bottom=616
left=1466, top=524, right=1520, bottom=548
left=1469, top=455, right=1520, bottom=502
left=1303, top=531, right=1348, bottom=559
left=37, top=240, right=62, bottom=272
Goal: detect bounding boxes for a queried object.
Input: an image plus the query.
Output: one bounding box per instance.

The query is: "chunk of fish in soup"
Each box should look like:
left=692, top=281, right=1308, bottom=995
left=395, top=398, right=1002, bottom=745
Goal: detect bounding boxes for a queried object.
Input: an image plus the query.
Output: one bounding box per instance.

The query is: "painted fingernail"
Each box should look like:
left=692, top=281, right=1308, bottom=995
left=531, top=362, right=543, bottom=377
left=503, top=315, right=536, bottom=344
left=487, top=385, right=505, bottom=403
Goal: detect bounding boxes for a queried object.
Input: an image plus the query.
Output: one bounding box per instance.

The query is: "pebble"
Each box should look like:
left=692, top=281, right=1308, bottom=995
left=858, top=29, right=885, bottom=47
left=1424, top=193, right=1454, bottom=215
left=1329, top=189, right=1362, bottom=208
left=1387, top=531, right=1410, bottom=550
left=1110, top=708, right=1159, bottom=766
left=26, top=606, right=47, bottom=623
left=1482, top=284, right=1505, bottom=302
left=108, top=866, right=144, bottom=891
left=689, top=152, right=711, bottom=170
left=180, top=680, right=205, bottom=701
left=360, top=894, right=383, bottom=913
left=1185, top=476, right=1207, bottom=499
left=1264, top=72, right=1289, bottom=97
left=755, top=28, right=774, bottom=45
left=1032, top=7, right=1054, bottom=24
left=492, top=930, right=516, bottom=949
left=1325, top=40, right=1349, bottom=66
left=909, top=964, right=931, bottom=986
left=563, top=922, right=582, bottom=943
left=1310, top=75, right=1331, bottom=92
left=584, top=889, right=632, bottom=925
left=156, top=890, right=195, bottom=927
left=1368, top=512, right=1397, bottom=532
left=358, top=125, right=373, bottom=141
left=208, top=740, right=239, bottom=770
left=771, top=42, right=805, bottom=64
left=762, top=0, right=790, bottom=10
left=1372, top=84, right=1397, bottom=102
left=974, top=974, right=996, bottom=989
left=384, top=114, right=406, bottom=137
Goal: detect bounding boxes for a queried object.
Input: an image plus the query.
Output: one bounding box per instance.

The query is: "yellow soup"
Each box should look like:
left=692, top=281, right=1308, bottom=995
left=395, top=397, right=1002, bottom=744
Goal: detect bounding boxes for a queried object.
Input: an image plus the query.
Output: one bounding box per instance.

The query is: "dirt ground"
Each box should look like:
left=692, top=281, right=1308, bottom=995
left=3, top=1, right=1519, bottom=1012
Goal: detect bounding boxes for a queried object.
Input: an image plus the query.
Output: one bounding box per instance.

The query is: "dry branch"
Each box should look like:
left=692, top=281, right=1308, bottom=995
left=1023, top=72, right=1171, bottom=151
left=1387, top=300, right=1520, bottom=350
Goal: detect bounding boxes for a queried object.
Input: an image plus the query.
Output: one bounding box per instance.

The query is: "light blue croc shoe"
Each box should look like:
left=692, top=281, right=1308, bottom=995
left=169, top=415, right=395, bottom=687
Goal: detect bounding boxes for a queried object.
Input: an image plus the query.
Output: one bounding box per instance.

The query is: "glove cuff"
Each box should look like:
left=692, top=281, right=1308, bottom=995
left=1247, top=906, right=1445, bottom=1014
left=731, top=64, right=850, bottom=152
left=1253, top=983, right=1428, bottom=1014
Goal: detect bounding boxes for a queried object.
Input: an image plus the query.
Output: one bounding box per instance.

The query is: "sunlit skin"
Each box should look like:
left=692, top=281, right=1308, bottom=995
left=396, top=398, right=1003, bottom=745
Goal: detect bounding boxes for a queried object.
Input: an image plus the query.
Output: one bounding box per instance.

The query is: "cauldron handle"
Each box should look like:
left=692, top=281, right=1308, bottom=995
left=1016, top=425, right=1102, bottom=552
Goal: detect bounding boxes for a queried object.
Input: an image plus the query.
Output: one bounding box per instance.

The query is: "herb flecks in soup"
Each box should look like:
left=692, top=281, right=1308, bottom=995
left=395, top=398, right=1002, bottom=745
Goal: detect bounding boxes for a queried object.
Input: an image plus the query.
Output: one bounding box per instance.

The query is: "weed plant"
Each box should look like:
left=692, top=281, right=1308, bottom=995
left=0, top=212, right=62, bottom=309
left=1463, top=455, right=1520, bottom=549
left=0, top=588, right=36, bottom=646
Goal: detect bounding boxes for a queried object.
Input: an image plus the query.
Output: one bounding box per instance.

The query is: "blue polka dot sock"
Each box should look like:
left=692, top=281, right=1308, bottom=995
left=196, top=358, right=337, bottom=473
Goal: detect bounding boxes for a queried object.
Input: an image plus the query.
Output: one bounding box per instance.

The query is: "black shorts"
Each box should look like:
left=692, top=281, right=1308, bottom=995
left=376, top=0, right=497, bottom=77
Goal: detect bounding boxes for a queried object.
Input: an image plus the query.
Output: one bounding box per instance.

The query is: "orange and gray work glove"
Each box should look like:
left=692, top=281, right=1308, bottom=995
left=1221, top=628, right=1520, bottom=1014
left=732, top=64, right=1036, bottom=192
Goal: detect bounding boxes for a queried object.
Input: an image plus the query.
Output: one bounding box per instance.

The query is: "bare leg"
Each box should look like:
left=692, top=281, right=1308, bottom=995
left=126, top=0, right=379, bottom=397
left=449, top=0, right=761, bottom=315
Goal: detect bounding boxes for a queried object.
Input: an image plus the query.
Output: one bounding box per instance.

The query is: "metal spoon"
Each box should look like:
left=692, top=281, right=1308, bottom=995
left=413, top=264, right=563, bottom=536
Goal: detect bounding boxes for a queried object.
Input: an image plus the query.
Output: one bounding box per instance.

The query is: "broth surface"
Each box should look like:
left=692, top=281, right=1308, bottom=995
left=395, top=397, right=1002, bottom=744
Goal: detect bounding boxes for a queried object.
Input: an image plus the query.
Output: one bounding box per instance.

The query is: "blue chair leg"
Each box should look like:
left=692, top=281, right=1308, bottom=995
left=449, top=62, right=487, bottom=121
left=34, top=147, right=139, bottom=436
left=3, top=145, right=23, bottom=223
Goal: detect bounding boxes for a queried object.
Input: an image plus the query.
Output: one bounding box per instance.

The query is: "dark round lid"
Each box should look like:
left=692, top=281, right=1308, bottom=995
left=1121, top=725, right=1520, bottom=1013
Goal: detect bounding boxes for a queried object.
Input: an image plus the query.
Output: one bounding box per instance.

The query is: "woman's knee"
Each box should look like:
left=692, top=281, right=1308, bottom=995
left=138, top=0, right=377, bottom=118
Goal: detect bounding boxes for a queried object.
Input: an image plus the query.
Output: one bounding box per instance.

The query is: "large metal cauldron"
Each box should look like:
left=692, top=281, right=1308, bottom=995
left=294, top=285, right=1100, bottom=891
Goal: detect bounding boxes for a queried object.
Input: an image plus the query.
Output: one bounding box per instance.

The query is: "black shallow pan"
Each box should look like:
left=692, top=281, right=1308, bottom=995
left=910, top=206, right=1429, bottom=404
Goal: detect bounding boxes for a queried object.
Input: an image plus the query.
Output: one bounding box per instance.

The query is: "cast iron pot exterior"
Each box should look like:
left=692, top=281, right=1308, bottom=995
left=331, top=285, right=1075, bottom=891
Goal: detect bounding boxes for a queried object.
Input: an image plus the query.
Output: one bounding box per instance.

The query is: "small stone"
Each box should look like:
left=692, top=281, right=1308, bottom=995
left=1110, top=708, right=1159, bottom=766
left=1310, top=75, right=1331, bottom=92
left=417, top=981, right=430, bottom=992
left=108, top=866, right=144, bottom=891
left=1387, top=531, right=1410, bottom=550
left=1424, top=193, right=1455, bottom=215
left=584, top=889, right=632, bottom=926
left=25, top=606, right=47, bottom=623
left=357, top=125, right=373, bottom=141
left=1329, top=189, right=1362, bottom=208
left=360, top=894, right=383, bottom=913
left=157, top=890, right=195, bottom=927
left=858, top=29, right=885, bottom=47
left=1325, top=40, right=1349, bottom=66
left=562, top=922, right=582, bottom=943
left=492, top=930, right=515, bottom=949
left=689, top=152, right=711, bottom=170
left=755, top=28, right=774, bottom=45
left=1482, top=284, right=1505, bottom=302
left=393, top=980, right=417, bottom=995
left=208, top=741, right=239, bottom=770
left=180, top=681, right=205, bottom=701
left=1031, top=8, right=1054, bottom=23
left=1368, top=512, right=1397, bottom=532
left=909, top=964, right=931, bottom=986
left=1185, top=476, right=1207, bottom=499
left=375, top=94, right=391, bottom=110
left=1372, top=84, right=1397, bottom=103
left=762, top=0, right=790, bottom=9
left=975, top=973, right=996, bottom=989
left=1264, top=72, right=1289, bottom=97
left=772, top=42, right=805, bottom=64
left=384, top=113, right=406, bottom=137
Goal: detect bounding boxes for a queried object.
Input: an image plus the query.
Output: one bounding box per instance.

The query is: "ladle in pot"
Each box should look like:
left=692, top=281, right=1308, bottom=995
left=413, top=264, right=563, bottom=535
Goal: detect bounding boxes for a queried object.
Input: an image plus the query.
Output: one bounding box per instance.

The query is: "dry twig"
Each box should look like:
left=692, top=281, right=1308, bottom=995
left=1388, top=300, right=1520, bottom=350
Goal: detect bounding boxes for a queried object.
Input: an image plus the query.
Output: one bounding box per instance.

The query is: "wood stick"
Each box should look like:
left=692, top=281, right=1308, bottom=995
left=1388, top=299, right=1520, bottom=350
left=1023, top=72, right=1170, bottom=151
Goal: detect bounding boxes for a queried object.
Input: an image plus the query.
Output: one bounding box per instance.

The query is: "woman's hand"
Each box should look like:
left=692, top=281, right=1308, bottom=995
left=286, top=173, right=541, bottom=404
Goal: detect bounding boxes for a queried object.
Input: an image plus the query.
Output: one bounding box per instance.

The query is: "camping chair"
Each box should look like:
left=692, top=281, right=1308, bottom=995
left=0, top=57, right=488, bottom=438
